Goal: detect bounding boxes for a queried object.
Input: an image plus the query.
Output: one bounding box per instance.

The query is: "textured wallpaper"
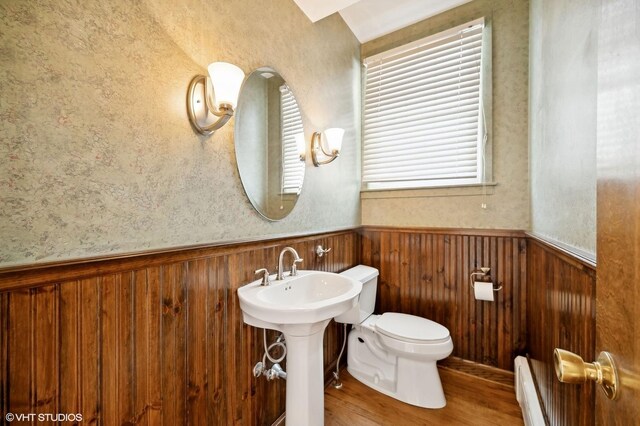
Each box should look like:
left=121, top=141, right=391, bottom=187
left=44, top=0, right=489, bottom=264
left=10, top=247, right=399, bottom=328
left=360, top=0, right=531, bottom=230
left=0, top=0, right=361, bottom=266
left=529, top=0, right=597, bottom=256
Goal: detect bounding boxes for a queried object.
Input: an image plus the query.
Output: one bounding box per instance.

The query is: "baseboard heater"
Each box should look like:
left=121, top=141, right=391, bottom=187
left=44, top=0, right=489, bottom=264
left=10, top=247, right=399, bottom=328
left=514, top=356, right=547, bottom=426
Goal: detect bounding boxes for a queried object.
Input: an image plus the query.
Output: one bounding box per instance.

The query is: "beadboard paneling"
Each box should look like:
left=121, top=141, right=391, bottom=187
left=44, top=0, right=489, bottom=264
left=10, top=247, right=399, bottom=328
left=360, top=227, right=527, bottom=370
left=0, top=230, right=359, bottom=425
left=527, top=236, right=596, bottom=426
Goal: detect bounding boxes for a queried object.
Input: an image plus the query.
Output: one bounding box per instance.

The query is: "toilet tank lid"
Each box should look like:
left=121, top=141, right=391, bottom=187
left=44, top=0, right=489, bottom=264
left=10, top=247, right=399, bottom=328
left=376, top=312, right=450, bottom=343
left=340, top=265, right=379, bottom=283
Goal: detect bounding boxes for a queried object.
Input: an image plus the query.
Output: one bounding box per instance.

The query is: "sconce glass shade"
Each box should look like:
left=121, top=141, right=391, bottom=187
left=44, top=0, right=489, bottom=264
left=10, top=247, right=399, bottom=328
left=187, top=62, right=245, bottom=135
left=208, top=62, right=245, bottom=109
left=323, top=128, right=344, bottom=153
left=294, top=133, right=306, bottom=160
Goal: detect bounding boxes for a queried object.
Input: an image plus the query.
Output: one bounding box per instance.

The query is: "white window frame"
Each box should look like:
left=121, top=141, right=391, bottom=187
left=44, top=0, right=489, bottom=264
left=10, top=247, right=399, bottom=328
left=361, top=17, right=492, bottom=192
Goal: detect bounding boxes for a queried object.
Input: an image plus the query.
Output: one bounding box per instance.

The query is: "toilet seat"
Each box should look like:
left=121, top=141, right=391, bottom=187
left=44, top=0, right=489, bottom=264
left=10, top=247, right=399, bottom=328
left=375, top=312, right=450, bottom=344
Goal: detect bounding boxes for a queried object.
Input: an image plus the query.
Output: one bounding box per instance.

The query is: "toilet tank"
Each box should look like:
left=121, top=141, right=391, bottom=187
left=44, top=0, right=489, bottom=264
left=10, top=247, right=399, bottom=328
left=334, top=265, right=379, bottom=324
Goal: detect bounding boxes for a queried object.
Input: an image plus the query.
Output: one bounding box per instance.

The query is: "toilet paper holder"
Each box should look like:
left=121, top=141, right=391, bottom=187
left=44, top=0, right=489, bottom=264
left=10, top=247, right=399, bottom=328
left=470, top=268, right=502, bottom=292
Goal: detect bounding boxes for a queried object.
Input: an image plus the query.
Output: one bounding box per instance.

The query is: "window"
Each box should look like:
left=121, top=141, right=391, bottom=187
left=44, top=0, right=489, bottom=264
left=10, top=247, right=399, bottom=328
left=362, top=18, right=489, bottom=191
left=280, top=84, right=304, bottom=195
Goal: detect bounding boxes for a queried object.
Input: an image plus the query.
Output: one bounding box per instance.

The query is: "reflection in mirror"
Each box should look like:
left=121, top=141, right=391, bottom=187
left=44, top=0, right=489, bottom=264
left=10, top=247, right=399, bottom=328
left=235, top=67, right=305, bottom=221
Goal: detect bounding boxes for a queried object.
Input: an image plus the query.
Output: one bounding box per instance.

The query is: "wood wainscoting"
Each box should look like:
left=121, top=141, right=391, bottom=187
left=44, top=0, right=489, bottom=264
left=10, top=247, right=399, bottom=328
left=360, top=227, right=527, bottom=371
left=526, top=235, right=596, bottom=426
left=0, top=230, right=359, bottom=425
left=1, top=225, right=598, bottom=425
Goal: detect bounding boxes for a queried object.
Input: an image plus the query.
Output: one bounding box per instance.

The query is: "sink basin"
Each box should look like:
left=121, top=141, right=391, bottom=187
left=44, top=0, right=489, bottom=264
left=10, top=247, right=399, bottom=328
left=237, top=269, right=362, bottom=426
left=238, top=270, right=362, bottom=328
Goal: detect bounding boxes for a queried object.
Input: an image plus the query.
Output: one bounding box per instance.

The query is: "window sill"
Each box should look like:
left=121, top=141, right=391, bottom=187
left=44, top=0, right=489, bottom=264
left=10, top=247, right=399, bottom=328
left=360, top=182, right=497, bottom=199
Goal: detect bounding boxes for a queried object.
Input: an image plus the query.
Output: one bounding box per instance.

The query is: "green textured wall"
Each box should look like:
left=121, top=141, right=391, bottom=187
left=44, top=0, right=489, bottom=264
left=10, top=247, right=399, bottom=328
left=0, top=0, right=361, bottom=266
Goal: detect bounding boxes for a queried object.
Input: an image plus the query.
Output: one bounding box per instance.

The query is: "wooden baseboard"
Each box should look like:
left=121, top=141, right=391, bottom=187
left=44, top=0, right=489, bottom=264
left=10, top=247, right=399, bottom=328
left=438, top=356, right=515, bottom=388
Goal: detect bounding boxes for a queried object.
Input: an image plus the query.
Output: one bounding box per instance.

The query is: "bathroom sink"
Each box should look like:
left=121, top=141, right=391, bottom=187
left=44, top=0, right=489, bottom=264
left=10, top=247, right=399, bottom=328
left=238, top=270, right=362, bottom=329
left=238, top=269, right=362, bottom=426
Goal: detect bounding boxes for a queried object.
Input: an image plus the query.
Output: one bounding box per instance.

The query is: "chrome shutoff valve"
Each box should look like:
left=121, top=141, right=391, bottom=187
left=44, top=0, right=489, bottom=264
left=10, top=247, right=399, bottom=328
left=266, top=363, right=287, bottom=381
left=253, top=362, right=265, bottom=378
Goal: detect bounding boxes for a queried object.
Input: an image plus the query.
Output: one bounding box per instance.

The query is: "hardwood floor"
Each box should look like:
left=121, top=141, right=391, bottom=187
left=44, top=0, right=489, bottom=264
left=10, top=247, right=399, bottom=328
left=324, top=368, right=524, bottom=425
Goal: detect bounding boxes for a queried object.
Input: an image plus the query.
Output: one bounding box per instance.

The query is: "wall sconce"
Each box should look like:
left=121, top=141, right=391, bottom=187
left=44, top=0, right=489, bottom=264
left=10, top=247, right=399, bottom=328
left=311, top=128, right=344, bottom=166
left=187, top=62, right=245, bottom=135
left=295, top=133, right=307, bottom=162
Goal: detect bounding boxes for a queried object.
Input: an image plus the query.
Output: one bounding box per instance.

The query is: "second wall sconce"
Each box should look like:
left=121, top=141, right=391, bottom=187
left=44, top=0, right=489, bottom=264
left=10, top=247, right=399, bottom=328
left=311, top=128, right=344, bottom=166
left=187, top=62, right=245, bottom=135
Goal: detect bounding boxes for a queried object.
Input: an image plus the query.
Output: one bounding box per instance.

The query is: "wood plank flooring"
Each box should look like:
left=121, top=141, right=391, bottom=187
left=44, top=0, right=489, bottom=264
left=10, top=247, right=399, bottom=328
left=324, top=368, right=524, bottom=425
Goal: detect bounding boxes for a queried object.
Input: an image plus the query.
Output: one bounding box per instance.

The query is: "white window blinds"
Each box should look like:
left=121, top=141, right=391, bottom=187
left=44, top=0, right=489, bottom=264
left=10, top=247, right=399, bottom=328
left=280, top=85, right=304, bottom=194
left=363, top=18, right=487, bottom=190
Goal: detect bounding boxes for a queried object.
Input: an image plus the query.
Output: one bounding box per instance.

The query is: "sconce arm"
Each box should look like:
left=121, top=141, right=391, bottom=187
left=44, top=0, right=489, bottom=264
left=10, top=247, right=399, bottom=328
left=198, top=106, right=233, bottom=133
left=311, top=132, right=340, bottom=166
left=312, top=152, right=340, bottom=166
left=187, top=75, right=235, bottom=135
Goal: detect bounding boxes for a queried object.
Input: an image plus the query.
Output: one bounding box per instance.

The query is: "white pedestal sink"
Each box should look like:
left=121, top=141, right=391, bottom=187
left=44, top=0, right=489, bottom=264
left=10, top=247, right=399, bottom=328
left=238, top=270, right=362, bottom=426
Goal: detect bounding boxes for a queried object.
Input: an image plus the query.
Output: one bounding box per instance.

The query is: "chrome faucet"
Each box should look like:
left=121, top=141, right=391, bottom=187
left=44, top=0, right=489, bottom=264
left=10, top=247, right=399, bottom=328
left=276, top=247, right=303, bottom=280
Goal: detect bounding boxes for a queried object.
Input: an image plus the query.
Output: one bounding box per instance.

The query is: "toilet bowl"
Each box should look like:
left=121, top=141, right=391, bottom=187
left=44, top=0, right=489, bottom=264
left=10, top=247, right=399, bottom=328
left=336, top=265, right=453, bottom=408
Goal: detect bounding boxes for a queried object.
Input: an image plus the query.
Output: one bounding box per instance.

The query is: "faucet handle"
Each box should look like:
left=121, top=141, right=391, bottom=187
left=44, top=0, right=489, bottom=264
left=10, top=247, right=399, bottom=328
left=255, top=268, right=271, bottom=286
left=290, top=258, right=304, bottom=277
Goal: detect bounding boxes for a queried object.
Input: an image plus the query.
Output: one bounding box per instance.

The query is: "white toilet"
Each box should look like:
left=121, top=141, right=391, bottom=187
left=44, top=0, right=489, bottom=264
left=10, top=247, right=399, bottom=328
left=336, top=265, right=453, bottom=408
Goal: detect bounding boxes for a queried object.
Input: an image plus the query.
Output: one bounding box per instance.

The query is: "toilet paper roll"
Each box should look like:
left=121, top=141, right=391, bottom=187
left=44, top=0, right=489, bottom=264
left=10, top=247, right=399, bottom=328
left=473, top=281, right=494, bottom=301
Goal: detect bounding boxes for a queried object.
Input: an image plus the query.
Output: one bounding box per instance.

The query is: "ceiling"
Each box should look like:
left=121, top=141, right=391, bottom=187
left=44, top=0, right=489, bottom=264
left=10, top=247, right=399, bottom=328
left=293, top=0, right=472, bottom=43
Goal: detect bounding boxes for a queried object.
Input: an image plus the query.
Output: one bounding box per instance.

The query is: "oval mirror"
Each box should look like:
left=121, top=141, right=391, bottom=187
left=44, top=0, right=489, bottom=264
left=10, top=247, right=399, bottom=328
left=234, top=67, right=305, bottom=221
